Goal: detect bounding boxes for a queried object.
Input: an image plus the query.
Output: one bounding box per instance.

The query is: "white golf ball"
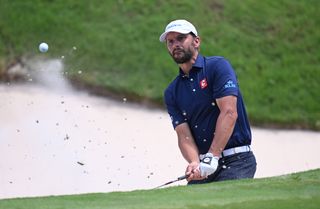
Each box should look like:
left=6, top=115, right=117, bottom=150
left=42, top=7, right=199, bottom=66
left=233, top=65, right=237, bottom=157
left=39, top=42, right=49, bottom=53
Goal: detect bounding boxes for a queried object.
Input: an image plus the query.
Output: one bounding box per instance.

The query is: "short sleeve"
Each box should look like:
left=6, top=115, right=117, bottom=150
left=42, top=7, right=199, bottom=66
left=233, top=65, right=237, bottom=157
left=209, top=58, right=239, bottom=98
left=164, top=88, right=185, bottom=129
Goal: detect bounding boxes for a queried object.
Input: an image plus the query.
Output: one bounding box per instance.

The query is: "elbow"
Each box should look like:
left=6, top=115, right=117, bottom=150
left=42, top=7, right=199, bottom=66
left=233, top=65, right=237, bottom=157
left=226, top=108, right=238, bottom=123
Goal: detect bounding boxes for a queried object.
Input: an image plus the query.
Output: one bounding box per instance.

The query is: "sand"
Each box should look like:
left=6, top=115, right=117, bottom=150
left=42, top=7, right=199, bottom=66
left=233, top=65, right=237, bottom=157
left=0, top=60, right=319, bottom=199
left=1, top=83, right=320, bottom=200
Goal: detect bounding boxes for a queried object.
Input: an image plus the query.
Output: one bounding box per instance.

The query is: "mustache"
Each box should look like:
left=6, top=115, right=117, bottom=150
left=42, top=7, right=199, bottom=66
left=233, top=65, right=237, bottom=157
left=173, top=48, right=184, bottom=54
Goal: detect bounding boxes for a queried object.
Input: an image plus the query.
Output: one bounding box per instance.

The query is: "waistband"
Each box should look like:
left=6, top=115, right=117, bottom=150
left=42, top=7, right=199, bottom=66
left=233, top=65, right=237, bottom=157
left=221, top=145, right=251, bottom=157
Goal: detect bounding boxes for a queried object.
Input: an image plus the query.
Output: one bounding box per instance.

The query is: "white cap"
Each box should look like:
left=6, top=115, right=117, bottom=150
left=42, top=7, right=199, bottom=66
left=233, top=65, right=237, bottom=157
left=159, top=19, right=198, bottom=42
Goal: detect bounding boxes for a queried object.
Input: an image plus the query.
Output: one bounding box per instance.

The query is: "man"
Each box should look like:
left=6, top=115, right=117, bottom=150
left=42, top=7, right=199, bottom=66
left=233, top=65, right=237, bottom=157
left=159, top=19, right=256, bottom=184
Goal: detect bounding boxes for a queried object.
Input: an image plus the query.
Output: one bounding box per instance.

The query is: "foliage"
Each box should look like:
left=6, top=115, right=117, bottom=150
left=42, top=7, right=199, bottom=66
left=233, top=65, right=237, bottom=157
left=0, top=0, right=319, bottom=129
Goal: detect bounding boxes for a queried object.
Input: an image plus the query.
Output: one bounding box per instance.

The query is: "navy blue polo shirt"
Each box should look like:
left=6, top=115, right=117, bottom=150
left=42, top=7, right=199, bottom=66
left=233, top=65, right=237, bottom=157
left=164, top=54, right=252, bottom=154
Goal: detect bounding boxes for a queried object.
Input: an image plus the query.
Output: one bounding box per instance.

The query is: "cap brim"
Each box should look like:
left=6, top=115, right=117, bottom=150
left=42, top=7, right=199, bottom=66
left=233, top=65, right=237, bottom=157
left=159, top=29, right=192, bottom=42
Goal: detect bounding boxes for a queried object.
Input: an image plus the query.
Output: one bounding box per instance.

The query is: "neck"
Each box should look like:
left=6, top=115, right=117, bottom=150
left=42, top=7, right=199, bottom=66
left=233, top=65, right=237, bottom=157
left=179, top=52, right=198, bottom=75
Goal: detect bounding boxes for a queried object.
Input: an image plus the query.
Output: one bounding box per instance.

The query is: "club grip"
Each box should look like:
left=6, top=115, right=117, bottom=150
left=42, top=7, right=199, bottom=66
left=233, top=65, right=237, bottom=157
left=177, top=175, right=188, bottom=180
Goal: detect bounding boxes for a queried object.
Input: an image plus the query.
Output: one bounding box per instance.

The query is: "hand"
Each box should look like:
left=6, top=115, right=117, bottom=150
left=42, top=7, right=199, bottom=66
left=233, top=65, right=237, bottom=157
left=185, top=162, right=202, bottom=181
left=199, top=153, right=219, bottom=178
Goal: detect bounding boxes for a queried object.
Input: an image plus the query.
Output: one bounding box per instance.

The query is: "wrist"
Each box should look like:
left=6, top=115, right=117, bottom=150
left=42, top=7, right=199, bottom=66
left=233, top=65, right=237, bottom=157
left=207, top=152, right=220, bottom=159
left=208, top=147, right=223, bottom=158
left=188, top=158, right=200, bottom=164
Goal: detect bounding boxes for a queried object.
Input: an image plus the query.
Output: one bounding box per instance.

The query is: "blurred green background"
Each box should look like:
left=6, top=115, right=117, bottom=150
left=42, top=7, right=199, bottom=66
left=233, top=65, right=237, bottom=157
left=0, top=0, right=319, bottom=130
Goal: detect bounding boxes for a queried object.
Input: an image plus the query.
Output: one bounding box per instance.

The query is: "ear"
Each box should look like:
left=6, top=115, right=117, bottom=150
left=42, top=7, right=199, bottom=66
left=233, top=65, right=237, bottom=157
left=193, top=36, right=201, bottom=48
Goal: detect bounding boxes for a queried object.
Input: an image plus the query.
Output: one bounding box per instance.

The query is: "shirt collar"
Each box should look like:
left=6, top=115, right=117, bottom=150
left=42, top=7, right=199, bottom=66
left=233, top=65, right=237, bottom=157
left=179, top=54, right=204, bottom=77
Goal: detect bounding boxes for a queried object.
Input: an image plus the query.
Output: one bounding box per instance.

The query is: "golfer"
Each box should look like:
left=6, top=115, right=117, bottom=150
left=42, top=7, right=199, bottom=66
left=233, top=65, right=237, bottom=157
left=159, top=19, right=257, bottom=184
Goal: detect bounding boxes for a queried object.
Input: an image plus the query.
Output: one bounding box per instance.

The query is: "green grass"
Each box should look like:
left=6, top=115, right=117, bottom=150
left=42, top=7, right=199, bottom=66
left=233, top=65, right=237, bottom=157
left=0, top=0, right=319, bottom=130
left=1, top=169, right=320, bottom=209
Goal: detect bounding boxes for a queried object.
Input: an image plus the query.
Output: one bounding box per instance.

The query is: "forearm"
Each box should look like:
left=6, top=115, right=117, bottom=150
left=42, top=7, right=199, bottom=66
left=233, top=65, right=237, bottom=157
left=175, top=123, right=202, bottom=180
left=209, top=114, right=236, bottom=156
left=175, top=123, right=199, bottom=163
left=209, top=99, right=238, bottom=157
left=178, top=135, right=199, bottom=163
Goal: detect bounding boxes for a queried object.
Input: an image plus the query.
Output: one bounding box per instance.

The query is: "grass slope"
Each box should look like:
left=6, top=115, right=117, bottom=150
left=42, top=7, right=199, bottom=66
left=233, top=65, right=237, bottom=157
left=0, top=169, right=319, bottom=209
left=0, top=0, right=319, bottom=129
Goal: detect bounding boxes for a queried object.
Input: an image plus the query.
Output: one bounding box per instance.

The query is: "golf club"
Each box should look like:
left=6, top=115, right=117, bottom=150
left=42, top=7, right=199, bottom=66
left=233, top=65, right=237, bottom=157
left=154, top=174, right=188, bottom=189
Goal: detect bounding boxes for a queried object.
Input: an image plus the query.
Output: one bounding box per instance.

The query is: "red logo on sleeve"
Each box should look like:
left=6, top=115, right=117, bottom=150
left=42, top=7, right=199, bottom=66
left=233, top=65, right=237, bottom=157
left=200, top=79, right=208, bottom=89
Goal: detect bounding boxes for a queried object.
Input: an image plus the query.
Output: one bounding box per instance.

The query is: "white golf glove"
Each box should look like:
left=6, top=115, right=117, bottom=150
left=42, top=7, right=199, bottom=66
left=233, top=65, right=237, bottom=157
left=199, top=153, right=219, bottom=177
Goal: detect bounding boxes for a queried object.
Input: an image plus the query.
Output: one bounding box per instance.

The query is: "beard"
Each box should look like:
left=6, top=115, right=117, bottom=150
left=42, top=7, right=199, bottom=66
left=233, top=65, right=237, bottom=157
left=170, top=46, right=194, bottom=64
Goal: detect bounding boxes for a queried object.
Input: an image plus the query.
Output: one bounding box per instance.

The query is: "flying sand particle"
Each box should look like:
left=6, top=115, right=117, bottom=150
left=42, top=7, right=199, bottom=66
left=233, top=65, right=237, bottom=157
left=77, top=162, right=84, bottom=166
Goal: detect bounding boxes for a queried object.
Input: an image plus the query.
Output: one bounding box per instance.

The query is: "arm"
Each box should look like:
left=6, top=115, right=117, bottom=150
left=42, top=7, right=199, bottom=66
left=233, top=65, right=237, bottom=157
left=208, top=95, right=238, bottom=157
left=175, top=123, right=202, bottom=180
left=175, top=123, right=199, bottom=163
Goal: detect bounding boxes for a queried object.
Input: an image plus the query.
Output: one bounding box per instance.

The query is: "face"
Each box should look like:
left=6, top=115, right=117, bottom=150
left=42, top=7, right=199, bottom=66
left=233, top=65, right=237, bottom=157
left=166, top=32, right=200, bottom=64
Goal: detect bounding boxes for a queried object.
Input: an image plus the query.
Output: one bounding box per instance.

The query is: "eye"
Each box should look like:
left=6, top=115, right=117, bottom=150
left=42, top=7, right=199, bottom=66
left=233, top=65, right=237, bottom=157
left=166, top=34, right=188, bottom=47
left=166, top=39, right=174, bottom=47
left=167, top=39, right=174, bottom=45
left=176, top=34, right=187, bottom=42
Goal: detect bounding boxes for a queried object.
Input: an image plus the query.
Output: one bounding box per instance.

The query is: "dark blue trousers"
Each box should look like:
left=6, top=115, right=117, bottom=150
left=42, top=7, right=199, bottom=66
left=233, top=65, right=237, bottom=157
left=188, top=151, right=257, bottom=184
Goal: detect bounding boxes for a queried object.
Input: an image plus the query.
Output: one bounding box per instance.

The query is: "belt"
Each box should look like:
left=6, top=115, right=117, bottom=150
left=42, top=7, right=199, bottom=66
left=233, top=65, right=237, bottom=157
left=199, top=145, right=251, bottom=160
left=222, top=145, right=251, bottom=157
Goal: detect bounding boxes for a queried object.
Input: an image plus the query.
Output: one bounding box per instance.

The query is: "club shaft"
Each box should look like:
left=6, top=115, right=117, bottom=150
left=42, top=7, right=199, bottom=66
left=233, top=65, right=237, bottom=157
left=154, top=174, right=188, bottom=189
